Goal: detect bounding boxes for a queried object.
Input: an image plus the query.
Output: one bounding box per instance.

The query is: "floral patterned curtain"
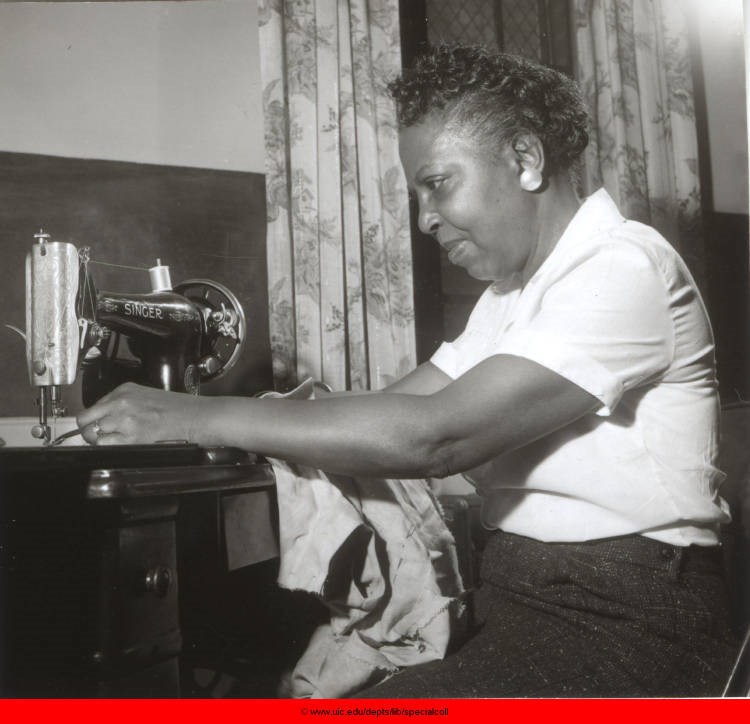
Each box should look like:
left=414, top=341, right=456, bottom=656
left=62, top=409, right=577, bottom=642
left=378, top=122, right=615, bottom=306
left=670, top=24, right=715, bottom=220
left=575, top=0, right=707, bottom=284
left=258, top=0, right=416, bottom=392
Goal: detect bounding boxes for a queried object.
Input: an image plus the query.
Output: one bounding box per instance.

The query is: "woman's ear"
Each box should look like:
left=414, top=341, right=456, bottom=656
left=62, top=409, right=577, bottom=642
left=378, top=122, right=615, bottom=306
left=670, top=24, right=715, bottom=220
left=512, top=134, right=545, bottom=192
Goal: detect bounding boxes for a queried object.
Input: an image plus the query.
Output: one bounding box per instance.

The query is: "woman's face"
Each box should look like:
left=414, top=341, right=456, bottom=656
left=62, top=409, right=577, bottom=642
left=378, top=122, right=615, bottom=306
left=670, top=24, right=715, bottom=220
left=399, top=116, right=538, bottom=283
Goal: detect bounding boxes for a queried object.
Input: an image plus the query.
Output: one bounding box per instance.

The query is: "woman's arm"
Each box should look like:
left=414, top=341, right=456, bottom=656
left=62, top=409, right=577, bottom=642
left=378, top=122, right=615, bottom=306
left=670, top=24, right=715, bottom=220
left=382, top=361, right=452, bottom=395
left=77, top=353, right=598, bottom=479
left=320, top=361, right=452, bottom=397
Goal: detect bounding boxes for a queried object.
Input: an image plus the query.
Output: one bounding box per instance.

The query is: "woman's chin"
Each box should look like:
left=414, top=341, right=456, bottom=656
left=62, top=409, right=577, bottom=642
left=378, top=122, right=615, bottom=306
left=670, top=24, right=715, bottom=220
left=464, top=267, right=496, bottom=282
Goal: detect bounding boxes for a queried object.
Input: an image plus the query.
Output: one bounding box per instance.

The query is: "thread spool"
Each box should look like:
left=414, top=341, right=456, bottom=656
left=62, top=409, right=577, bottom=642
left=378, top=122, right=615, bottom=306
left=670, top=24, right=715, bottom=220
left=149, top=259, right=172, bottom=292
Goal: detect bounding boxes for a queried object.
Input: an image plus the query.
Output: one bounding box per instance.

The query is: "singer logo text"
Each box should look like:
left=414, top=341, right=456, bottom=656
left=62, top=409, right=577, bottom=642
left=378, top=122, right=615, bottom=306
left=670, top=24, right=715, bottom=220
left=123, top=302, right=164, bottom=319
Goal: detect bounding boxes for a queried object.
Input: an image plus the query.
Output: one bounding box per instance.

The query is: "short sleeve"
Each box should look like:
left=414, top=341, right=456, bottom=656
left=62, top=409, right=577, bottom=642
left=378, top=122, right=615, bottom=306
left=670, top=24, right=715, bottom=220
left=430, top=340, right=462, bottom=379
left=431, top=283, right=522, bottom=380
left=493, top=243, right=675, bottom=416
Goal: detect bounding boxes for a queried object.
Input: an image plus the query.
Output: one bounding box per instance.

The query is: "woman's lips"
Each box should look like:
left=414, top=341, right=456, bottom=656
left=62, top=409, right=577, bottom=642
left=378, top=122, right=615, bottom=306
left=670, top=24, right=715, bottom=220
left=445, top=239, right=468, bottom=264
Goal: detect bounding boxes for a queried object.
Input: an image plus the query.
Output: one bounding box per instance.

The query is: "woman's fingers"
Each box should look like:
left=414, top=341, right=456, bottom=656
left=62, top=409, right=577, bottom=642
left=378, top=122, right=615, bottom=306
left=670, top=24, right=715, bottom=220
left=76, top=382, right=136, bottom=428
left=77, top=382, right=196, bottom=446
left=91, top=431, right=131, bottom=446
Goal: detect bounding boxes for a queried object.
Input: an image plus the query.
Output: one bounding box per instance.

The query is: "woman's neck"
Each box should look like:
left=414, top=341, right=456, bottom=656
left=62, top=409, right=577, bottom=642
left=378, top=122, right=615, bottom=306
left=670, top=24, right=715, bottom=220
left=521, top=176, right=581, bottom=285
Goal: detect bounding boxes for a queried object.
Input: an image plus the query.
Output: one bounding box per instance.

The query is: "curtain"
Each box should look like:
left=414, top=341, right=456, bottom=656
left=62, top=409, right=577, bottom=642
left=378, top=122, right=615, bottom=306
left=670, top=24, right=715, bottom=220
left=258, top=0, right=416, bottom=392
left=575, top=0, right=707, bottom=284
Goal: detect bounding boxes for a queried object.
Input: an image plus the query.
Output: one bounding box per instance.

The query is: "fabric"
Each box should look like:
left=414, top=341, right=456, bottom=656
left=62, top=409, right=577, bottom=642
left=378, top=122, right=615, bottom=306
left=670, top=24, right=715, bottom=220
left=358, top=530, right=737, bottom=698
left=263, top=381, right=465, bottom=698
left=431, top=189, right=730, bottom=546
left=271, top=462, right=465, bottom=698
left=258, top=0, right=416, bottom=393
left=574, top=0, right=707, bottom=289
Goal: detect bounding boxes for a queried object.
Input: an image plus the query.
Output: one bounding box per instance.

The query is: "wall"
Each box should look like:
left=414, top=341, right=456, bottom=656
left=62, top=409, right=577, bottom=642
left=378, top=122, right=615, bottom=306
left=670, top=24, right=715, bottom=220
left=689, top=0, right=748, bottom=215
left=686, top=0, right=750, bottom=402
left=747, top=0, right=750, bottom=197
left=0, top=0, right=264, bottom=173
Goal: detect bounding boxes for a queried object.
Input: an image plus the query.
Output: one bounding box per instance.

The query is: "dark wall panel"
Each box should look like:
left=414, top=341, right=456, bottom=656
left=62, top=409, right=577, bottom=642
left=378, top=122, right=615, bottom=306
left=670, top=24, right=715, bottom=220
left=0, top=151, right=272, bottom=418
left=705, top=211, right=750, bottom=405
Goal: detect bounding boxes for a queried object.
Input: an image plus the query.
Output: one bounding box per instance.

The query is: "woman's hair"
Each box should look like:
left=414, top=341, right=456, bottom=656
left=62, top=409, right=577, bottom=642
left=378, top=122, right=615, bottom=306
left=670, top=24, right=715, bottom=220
left=388, top=44, right=589, bottom=174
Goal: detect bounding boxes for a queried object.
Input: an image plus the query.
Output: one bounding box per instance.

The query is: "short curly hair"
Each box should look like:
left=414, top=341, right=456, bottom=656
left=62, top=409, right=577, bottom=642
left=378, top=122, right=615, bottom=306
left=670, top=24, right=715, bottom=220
left=388, top=44, right=589, bottom=174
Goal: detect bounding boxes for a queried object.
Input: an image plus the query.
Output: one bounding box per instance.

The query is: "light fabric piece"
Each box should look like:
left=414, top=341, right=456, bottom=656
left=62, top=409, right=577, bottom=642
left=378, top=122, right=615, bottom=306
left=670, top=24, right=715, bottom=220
left=258, top=0, right=416, bottom=393
left=271, top=461, right=464, bottom=698
left=575, top=0, right=707, bottom=288
left=431, top=189, right=729, bottom=547
left=262, top=382, right=464, bottom=698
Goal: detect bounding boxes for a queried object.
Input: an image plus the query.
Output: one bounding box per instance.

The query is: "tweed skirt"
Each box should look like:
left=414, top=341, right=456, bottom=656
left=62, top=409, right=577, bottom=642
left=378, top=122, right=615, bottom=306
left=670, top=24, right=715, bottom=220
left=358, top=530, right=738, bottom=698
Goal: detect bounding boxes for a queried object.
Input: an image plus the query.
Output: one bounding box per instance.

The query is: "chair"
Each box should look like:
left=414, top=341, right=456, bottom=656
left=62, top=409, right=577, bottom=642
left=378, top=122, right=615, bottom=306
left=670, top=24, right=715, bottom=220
left=719, top=401, right=750, bottom=697
left=438, top=493, right=486, bottom=641
left=723, top=625, right=750, bottom=696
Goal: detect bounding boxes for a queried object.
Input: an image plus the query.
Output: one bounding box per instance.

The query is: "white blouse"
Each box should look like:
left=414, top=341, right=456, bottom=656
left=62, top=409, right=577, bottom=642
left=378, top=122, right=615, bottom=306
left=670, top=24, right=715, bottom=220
left=431, top=189, right=730, bottom=546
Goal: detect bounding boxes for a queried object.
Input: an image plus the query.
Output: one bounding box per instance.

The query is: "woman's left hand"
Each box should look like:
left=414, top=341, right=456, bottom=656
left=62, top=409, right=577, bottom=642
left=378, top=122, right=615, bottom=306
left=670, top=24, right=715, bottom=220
left=76, top=382, right=199, bottom=446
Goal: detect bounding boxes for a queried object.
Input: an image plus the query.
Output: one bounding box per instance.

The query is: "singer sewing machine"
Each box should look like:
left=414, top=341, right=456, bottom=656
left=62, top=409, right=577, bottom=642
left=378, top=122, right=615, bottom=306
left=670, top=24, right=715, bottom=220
left=0, top=230, right=286, bottom=697
left=22, top=229, right=246, bottom=443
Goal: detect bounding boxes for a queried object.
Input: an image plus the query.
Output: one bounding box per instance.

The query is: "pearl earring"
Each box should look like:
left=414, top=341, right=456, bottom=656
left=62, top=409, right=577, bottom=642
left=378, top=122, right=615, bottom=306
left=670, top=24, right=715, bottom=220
left=520, top=168, right=543, bottom=192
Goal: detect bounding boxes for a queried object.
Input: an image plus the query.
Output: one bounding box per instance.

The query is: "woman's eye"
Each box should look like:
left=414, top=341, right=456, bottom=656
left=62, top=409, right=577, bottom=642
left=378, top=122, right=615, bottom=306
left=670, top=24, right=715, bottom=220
left=425, top=178, right=444, bottom=191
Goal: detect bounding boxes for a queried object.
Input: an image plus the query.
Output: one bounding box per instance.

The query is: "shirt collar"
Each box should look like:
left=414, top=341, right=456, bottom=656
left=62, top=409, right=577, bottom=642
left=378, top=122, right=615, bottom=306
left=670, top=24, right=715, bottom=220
left=490, top=188, right=625, bottom=294
left=515, top=188, right=625, bottom=290
left=557, top=187, right=626, bottom=251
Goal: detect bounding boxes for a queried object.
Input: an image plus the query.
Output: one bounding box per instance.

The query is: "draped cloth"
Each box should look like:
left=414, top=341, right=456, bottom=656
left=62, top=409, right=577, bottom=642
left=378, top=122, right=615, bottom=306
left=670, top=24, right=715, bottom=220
left=261, top=380, right=464, bottom=698
left=574, top=0, right=707, bottom=287
left=271, top=459, right=465, bottom=698
left=258, top=0, right=417, bottom=393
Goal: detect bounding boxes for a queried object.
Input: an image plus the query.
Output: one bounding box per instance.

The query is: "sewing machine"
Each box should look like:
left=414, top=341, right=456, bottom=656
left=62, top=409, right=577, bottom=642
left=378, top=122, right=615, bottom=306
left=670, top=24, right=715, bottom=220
left=0, top=230, right=286, bottom=697
left=22, top=229, right=246, bottom=443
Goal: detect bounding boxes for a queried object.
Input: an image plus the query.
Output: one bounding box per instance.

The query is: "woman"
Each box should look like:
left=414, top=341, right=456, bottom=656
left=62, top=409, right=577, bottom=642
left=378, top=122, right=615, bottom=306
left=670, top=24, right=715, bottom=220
left=78, top=44, right=737, bottom=696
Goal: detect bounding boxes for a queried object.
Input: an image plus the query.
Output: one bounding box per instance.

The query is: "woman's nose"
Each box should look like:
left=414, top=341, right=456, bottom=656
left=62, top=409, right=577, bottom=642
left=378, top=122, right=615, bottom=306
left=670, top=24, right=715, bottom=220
left=418, top=207, right=441, bottom=236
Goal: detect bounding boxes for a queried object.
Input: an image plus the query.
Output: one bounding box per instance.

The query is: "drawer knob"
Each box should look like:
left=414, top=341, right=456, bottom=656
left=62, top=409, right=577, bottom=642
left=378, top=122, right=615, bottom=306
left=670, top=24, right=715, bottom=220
left=143, top=566, right=174, bottom=597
